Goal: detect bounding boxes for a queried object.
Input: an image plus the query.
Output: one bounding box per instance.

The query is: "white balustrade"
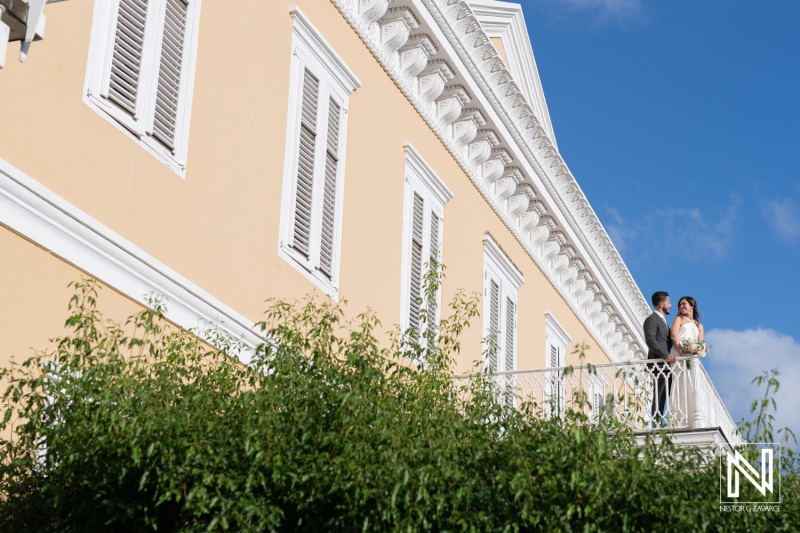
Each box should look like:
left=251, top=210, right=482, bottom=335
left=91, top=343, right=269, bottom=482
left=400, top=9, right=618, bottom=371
left=454, top=357, right=743, bottom=445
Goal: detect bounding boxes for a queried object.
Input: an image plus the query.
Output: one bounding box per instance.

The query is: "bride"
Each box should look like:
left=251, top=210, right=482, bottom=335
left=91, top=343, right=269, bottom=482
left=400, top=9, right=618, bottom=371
left=670, top=296, right=705, bottom=357
left=668, top=296, right=705, bottom=428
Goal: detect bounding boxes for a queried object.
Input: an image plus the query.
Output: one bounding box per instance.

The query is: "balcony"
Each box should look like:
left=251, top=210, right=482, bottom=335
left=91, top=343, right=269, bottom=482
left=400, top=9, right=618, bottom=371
left=456, top=356, right=743, bottom=449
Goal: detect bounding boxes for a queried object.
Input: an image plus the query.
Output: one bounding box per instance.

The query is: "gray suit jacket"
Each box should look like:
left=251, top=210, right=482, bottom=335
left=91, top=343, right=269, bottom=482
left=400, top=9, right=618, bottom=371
left=644, top=312, right=672, bottom=360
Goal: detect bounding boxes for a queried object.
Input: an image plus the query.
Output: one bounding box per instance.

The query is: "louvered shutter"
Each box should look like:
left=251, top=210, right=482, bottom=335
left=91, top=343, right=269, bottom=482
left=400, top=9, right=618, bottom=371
left=408, top=193, right=424, bottom=332
left=108, top=0, right=149, bottom=116
left=153, top=0, right=188, bottom=150
left=426, top=212, right=440, bottom=336
left=429, top=212, right=439, bottom=264
left=318, top=99, right=340, bottom=279
left=549, top=344, right=562, bottom=415
left=503, top=297, right=516, bottom=406
left=292, top=69, right=319, bottom=258
left=504, top=298, right=515, bottom=372
left=487, top=279, right=500, bottom=372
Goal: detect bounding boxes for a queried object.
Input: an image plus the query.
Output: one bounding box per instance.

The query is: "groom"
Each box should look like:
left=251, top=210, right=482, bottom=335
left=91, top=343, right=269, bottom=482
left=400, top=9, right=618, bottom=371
left=644, top=291, right=675, bottom=425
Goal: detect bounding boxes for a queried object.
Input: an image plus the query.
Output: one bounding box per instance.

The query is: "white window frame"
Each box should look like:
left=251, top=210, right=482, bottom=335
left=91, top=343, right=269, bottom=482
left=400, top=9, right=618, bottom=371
left=83, top=0, right=203, bottom=178
left=482, top=235, right=524, bottom=374
left=278, top=7, right=360, bottom=300
left=544, top=311, right=571, bottom=418
left=399, top=144, right=453, bottom=335
left=589, top=374, right=606, bottom=423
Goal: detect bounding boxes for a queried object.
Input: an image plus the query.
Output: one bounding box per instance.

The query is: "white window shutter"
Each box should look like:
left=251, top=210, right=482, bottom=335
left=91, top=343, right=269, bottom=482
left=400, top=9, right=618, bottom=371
left=292, top=69, right=319, bottom=258
left=318, top=99, right=340, bottom=279
left=549, top=344, right=563, bottom=416
left=408, top=193, right=425, bottom=332
left=85, top=0, right=201, bottom=172
left=504, top=297, right=515, bottom=372
left=426, top=211, right=440, bottom=337
left=403, top=145, right=451, bottom=337
left=277, top=18, right=358, bottom=298
left=429, top=212, right=439, bottom=262
left=152, top=0, right=188, bottom=150
left=108, top=0, right=149, bottom=117
left=488, top=279, right=500, bottom=372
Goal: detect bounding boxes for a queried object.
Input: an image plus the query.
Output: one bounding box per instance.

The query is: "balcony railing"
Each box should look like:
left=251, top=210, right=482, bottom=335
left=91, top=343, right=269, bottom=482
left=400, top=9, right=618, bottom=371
left=455, top=356, right=743, bottom=446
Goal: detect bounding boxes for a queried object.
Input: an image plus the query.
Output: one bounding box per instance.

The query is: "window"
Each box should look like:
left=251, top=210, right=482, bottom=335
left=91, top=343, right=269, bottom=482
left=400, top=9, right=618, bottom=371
left=278, top=7, right=360, bottom=300
left=482, top=235, right=524, bottom=374
left=589, top=375, right=606, bottom=423
left=400, top=144, right=453, bottom=335
left=84, top=0, right=202, bottom=176
left=545, top=312, right=571, bottom=417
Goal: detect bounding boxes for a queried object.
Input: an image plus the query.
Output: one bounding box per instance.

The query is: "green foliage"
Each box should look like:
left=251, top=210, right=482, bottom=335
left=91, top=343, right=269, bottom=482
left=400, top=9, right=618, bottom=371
left=740, top=369, right=798, bottom=449
left=0, top=278, right=798, bottom=531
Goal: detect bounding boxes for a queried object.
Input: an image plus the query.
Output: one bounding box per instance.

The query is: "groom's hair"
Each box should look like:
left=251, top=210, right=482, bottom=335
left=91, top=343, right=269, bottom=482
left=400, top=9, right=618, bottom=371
left=651, top=291, right=669, bottom=307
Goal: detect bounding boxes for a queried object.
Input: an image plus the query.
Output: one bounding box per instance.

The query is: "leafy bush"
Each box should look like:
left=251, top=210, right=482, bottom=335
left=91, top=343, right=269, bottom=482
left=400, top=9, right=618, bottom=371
left=0, top=279, right=797, bottom=531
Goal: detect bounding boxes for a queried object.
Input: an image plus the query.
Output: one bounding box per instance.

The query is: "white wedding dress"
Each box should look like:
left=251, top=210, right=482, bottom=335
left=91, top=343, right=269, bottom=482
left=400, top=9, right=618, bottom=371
left=668, top=318, right=702, bottom=428
left=670, top=319, right=700, bottom=357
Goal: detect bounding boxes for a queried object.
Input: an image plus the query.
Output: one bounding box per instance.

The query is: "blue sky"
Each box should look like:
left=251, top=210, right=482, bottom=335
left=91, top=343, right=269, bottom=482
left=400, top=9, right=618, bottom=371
left=516, top=0, right=800, bottom=440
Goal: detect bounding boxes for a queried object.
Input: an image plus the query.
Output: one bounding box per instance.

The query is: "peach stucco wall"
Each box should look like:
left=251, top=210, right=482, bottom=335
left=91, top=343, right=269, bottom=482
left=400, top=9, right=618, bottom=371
left=0, top=0, right=606, bottom=371
left=0, top=229, right=146, bottom=363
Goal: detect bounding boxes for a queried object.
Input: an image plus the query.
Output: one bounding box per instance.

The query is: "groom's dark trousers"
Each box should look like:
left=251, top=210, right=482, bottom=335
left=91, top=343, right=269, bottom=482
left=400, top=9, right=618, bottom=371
left=644, top=312, right=673, bottom=423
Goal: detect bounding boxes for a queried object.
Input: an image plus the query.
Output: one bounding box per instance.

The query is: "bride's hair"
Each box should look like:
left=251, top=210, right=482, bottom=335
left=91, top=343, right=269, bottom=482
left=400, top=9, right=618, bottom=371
left=678, top=296, right=700, bottom=323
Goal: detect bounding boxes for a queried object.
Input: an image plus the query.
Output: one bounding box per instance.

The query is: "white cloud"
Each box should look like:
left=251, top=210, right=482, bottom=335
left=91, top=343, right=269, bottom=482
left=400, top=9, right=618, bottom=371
left=526, top=0, right=643, bottom=24
left=682, top=201, right=739, bottom=259
left=704, top=328, right=800, bottom=446
left=603, top=197, right=741, bottom=264
left=604, top=207, right=635, bottom=254
left=762, top=198, right=800, bottom=242
left=561, top=0, right=641, bottom=16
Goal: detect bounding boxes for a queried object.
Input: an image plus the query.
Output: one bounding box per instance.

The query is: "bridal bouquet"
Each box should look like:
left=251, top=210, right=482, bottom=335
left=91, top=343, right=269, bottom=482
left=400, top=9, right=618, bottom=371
left=680, top=339, right=708, bottom=357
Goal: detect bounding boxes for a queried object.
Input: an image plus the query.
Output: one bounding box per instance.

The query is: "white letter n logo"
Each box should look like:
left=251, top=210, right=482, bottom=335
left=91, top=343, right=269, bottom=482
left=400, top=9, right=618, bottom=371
left=727, top=448, right=773, bottom=497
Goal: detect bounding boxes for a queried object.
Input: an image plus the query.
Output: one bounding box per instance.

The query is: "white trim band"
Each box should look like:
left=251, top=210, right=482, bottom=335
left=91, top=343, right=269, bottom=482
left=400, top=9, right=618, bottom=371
left=0, top=158, right=265, bottom=363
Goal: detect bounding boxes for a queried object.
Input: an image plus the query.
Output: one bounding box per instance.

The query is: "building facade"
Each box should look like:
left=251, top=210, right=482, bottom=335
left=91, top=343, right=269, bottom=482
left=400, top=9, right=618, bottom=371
left=3, top=0, right=738, bottom=446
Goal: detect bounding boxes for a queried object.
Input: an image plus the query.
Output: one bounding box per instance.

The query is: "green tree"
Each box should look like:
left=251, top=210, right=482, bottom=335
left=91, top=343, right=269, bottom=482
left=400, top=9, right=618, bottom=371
left=0, top=278, right=797, bottom=531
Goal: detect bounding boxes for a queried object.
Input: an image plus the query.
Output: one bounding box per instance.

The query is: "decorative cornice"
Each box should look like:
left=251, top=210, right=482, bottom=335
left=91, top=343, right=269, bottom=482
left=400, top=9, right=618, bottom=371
left=465, top=0, right=557, bottom=147
left=330, top=0, right=649, bottom=362
left=425, top=0, right=650, bottom=332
